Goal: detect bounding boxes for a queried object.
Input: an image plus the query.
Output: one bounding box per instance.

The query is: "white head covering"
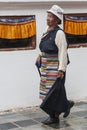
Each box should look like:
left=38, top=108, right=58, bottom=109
left=47, top=5, right=64, bottom=20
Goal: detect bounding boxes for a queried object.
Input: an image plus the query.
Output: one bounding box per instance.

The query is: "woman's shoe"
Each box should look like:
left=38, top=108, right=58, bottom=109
left=63, top=101, right=74, bottom=118
left=42, top=116, right=59, bottom=125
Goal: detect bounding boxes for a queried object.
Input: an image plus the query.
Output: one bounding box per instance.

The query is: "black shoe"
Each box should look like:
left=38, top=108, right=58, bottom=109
left=42, top=116, right=59, bottom=125
left=63, top=101, right=74, bottom=118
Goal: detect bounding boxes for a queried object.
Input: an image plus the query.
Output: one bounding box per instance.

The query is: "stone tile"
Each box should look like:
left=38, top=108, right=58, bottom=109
left=23, top=124, right=53, bottom=130
left=72, top=110, right=87, bottom=117
left=81, top=126, right=87, bottom=130
left=75, top=102, right=87, bottom=106
left=9, top=128, right=22, bottom=130
left=0, top=113, right=15, bottom=117
left=24, top=127, right=52, bottom=130
left=0, top=103, right=87, bottom=130
left=0, top=122, right=18, bottom=130
left=18, top=107, right=44, bottom=115
left=20, top=111, right=47, bottom=119
left=34, top=116, right=49, bottom=123
left=23, top=112, right=47, bottom=118
left=0, top=113, right=30, bottom=122
left=14, top=119, right=39, bottom=127
left=24, top=127, right=51, bottom=130
left=48, top=120, right=70, bottom=129
left=67, top=116, right=87, bottom=128
left=60, top=127, right=77, bottom=130
left=76, top=104, right=87, bottom=110
left=0, top=118, right=9, bottom=124
left=70, top=106, right=84, bottom=113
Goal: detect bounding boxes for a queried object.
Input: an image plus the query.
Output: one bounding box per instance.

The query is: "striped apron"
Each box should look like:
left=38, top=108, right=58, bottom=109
left=40, top=53, right=59, bottom=99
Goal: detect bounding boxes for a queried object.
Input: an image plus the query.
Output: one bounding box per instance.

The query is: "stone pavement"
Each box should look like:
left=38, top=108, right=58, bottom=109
left=0, top=102, right=87, bottom=130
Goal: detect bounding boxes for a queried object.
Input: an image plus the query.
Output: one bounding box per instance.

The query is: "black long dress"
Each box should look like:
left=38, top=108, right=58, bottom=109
left=40, top=73, right=70, bottom=116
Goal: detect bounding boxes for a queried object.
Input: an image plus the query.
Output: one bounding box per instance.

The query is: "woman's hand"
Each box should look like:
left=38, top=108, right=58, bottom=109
left=35, top=55, right=41, bottom=68
left=57, top=70, right=64, bottom=79
left=36, top=55, right=41, bottom=64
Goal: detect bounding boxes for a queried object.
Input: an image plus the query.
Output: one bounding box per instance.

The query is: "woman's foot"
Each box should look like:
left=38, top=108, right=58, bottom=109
left=42, top=116, right=59, bottom=125
left=63, top=101, right=74, bottom=118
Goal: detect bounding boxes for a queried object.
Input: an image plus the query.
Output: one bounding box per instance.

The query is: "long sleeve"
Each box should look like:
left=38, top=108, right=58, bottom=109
left=55, top=30, right=67, bottom=72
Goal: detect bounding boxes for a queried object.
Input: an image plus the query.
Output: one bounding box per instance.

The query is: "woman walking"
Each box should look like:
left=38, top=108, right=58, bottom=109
left=36, top=5, right=74, bottom=124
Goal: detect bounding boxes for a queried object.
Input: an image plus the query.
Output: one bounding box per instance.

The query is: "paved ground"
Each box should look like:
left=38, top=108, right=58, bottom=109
left=0, top=102, right=87, bottom=130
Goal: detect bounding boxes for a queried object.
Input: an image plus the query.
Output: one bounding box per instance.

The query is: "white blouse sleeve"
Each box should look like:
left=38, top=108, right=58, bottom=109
left=55, top=30, right=67, bottom=72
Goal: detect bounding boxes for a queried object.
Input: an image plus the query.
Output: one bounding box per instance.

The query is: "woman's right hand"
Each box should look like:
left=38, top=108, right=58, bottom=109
left=57, top=70, right=64, bottom=79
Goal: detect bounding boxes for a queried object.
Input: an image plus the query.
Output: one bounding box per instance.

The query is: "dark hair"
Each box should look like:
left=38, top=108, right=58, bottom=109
left=54, top=15, right=61, bottom=25
left=57, top=19, right=61, bottom=25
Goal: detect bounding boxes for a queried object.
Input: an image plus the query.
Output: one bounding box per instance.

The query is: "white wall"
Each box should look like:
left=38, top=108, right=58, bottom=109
left=0, top=2, right=87, bottom=111
left=0, top=3, right=48, bottom=111
left=66, top=47, right=87, bottom=101
left=62, top=5, right=87, bottom=101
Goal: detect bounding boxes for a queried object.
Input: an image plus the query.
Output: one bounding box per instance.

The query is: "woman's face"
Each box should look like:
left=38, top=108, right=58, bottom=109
left=47, top=12, right=60, bottom=27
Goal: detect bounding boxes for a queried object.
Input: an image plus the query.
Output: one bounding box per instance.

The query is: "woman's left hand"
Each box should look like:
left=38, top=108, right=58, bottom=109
left=57, top=70, right=64, bottom=79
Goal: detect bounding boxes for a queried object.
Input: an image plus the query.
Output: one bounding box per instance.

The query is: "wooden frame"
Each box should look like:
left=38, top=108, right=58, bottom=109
left=0, top=15, right=36, bottom=51
left=64, top=13, right=87, bottom=48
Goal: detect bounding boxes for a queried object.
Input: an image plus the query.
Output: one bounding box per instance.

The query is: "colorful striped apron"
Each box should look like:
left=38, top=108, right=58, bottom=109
left=40, top=53, right=59, bottom=99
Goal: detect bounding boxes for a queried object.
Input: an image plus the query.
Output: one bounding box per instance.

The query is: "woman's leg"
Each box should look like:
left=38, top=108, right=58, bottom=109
left=62, top=72, right=74, bottom=118
left=42, top=114, right=60, bottom=125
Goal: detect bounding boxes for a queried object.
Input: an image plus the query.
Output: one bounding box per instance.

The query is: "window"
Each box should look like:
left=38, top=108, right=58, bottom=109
left=64, top=14, right=87, bottom=48
left=0, top=15, right=36, bottom=51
